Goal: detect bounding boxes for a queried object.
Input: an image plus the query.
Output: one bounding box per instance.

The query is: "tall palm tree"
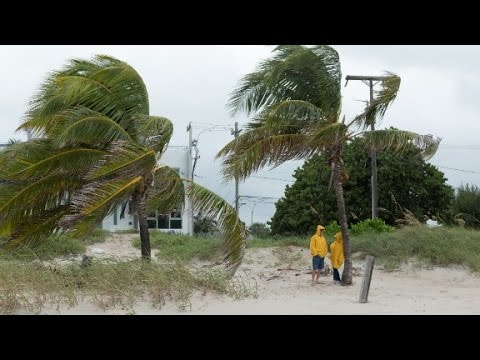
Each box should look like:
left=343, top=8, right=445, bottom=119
left=0, top=55, right=245, bottom=276
left=217, top=45, right=439, bottom=285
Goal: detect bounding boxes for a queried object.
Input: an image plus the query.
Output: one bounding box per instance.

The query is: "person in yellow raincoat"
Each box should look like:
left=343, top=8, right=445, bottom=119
left=310, top=225, right=328, bottom=286
left=329, top=232, right=344, bottom=285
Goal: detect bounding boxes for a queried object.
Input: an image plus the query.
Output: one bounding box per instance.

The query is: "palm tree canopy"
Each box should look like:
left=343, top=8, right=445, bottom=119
left=0, top=55, right=245, bottom=275
left=218, top=46, right=440, bottom=179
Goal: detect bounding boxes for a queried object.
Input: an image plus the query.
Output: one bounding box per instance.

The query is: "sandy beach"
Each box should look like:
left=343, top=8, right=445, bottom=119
left=29, top=234, right=480, bottom=315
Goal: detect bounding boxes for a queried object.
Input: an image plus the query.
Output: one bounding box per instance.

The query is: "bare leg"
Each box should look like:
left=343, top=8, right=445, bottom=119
left=315, top=271, right=321, bottom=284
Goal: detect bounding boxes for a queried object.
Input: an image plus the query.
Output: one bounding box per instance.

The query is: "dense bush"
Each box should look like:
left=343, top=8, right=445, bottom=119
left=350, top=219, right=395, bottom=235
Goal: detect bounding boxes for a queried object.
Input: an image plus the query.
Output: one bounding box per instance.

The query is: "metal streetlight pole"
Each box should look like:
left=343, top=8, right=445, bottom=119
left=250, top=203, right=256, bottom=226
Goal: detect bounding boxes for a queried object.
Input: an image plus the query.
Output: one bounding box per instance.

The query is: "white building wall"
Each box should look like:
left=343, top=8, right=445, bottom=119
left=101, top=146, right=193, bottom=234
left=101, top=202, right=134, bottom=232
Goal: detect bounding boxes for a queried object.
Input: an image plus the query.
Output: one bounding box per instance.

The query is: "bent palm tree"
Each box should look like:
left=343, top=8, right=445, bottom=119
left=217, top=45, right=439, bottom=284
left=0, top=55, right=245, bottom=276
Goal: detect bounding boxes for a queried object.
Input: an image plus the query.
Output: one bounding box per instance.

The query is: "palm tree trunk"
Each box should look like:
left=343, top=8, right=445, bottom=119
left=332, top=160, right=353, bottom=285
left=132, top=192, right=151, bottom=260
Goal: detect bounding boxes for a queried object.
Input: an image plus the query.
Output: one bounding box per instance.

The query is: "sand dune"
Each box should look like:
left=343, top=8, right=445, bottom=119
left=35, top=234, right=480, bottom=315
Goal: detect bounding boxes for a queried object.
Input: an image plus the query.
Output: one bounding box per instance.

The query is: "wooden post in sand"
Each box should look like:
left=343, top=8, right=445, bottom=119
left=359, top=255, right=375, bottom=303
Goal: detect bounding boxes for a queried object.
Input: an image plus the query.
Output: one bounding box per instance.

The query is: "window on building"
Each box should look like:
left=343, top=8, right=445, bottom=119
left=170, top=208, right=182, bottom=229
left=142, top=208, right=182, bottom=230
left=171, top=208, right=181, bottom=218
left=158, top=214, right=169, bottom=229
left=147, top=211, right=158, bottom=228
left=147, top=218, right=157, bottom=228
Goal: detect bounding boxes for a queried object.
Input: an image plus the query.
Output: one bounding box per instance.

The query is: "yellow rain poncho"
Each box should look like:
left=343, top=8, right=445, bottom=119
left=310, top=225, right=327, bottom=257
left=329, top=232, right=344, bottom=269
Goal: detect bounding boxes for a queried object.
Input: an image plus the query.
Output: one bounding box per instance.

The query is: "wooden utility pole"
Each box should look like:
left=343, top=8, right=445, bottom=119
left=345, top=75, right=389, bottom=219
left=186, top=122, right=194, bottom=235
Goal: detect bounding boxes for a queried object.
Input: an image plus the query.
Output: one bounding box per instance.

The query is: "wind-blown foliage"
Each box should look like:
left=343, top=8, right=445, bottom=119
left=218, top=45, right=440, bottom=285
left=269, top=138, right=454, bottom=234
left=0, top=55, right=246, bottom=275
left=450, top=184, right=480, bottom=228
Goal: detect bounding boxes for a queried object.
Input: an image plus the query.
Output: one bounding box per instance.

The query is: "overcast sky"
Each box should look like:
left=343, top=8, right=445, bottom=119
left=1, top=45, right=479, bottom=226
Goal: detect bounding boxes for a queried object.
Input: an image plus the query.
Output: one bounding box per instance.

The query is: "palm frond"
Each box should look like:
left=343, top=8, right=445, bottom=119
left=0, top=175, right=83, bottom=229
left=20, top=55, right=149, bottom=138
left=307, top=122, right=349, bottom=151
left=218, top=129, right=313, bottom=181
left=228, top=45, right=342, bottom=118
left=185, top=182, right=246, bottom=276
left=60, top=176, right=144, bottom=229
left=1, top=206, right=69, bottom=249
left=356, top=129, right=441, bottom=160
left=348, top=72, right=401, bottom=131
left=87, top=141, right=156, bottom=180
left=146, top=165, right=185, bottom=213
left=54, top=108, right=132, bottom=147
left=249, top=100, right=330, bottom=129
left=2, top=148, right=105, bottom=181
left=0, top=139, right=53, bottom=179
left=136, top=115, right=173, bottom=153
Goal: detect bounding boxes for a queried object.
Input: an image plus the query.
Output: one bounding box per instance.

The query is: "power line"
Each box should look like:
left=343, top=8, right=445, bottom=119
left=191, top=121, right=237, bottom=127
left=251, top=175, right=292, bottom=182
left=433, top=165, right=480, bottom=174
left=438, top=145, right=480, bottom=150
left=239, top=195, right=280, bottom=200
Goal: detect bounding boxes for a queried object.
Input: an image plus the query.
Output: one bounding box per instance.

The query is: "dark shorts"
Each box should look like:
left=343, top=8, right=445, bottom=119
left=312, top=256, right=324, bottom=270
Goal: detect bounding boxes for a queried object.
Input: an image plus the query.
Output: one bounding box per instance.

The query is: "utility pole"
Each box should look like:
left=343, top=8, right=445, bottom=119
left=231, top=122, right=242, bottom=215
left=250, top=203, right=256, bottom=226
left=345, top=75, right=389, bottom=219
left=186, top=122, right=194, bottom=235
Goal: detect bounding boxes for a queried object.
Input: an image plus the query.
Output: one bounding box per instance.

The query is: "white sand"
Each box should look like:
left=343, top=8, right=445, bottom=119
left=34, top=234, right=480, bottom=315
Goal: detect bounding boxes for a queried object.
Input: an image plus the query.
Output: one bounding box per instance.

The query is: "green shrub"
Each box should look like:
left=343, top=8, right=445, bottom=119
left=325, top=221, right=341, bottom=237
left=350, top=218, right=394, bottom=235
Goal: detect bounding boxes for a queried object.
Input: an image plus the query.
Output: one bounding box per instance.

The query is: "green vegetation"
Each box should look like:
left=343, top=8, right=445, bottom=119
left=193, top=214, right=219, bottom=235
left=248, top=223, right=271, bottom=238
left=0, top=229, right=108, bottom=261
left=450, top=184, right=480, bottom=229
left=133, top=232, right=221, bottom=262
left=0, top=259, right=257, bottom=314
left=351, top=226, right=480, bottom=272
left=324, top=221, right=341, bottom=237
left=0, top=224, right=479, bottom=314
left=270, top=138, right=453, bottom=234
left=134, top=226, right=480, bottom=274
left=350, top=219, right=394, bottom=235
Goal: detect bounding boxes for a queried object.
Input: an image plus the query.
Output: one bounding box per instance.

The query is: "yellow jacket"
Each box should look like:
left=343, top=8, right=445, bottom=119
left=310, top=225, right=327, bottom=257
left=329, top=232, right=344, bottom=269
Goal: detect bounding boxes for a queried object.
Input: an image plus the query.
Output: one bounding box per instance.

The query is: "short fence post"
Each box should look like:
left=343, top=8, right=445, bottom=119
left=359, top=255, right=375, bottom=303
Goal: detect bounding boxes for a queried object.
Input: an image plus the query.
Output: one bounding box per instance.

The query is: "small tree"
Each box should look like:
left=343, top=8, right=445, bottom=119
left=451, top=184, right=480, bottom=228
left=248, top=222, right=270, bottom=238
left=269, top=137, right=453, bottom=234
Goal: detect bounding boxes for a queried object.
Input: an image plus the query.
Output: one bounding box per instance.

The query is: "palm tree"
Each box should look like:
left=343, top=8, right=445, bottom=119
left=217, top=45, right=439, bottom=285
left=0, top=55, right=245, bottom=276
